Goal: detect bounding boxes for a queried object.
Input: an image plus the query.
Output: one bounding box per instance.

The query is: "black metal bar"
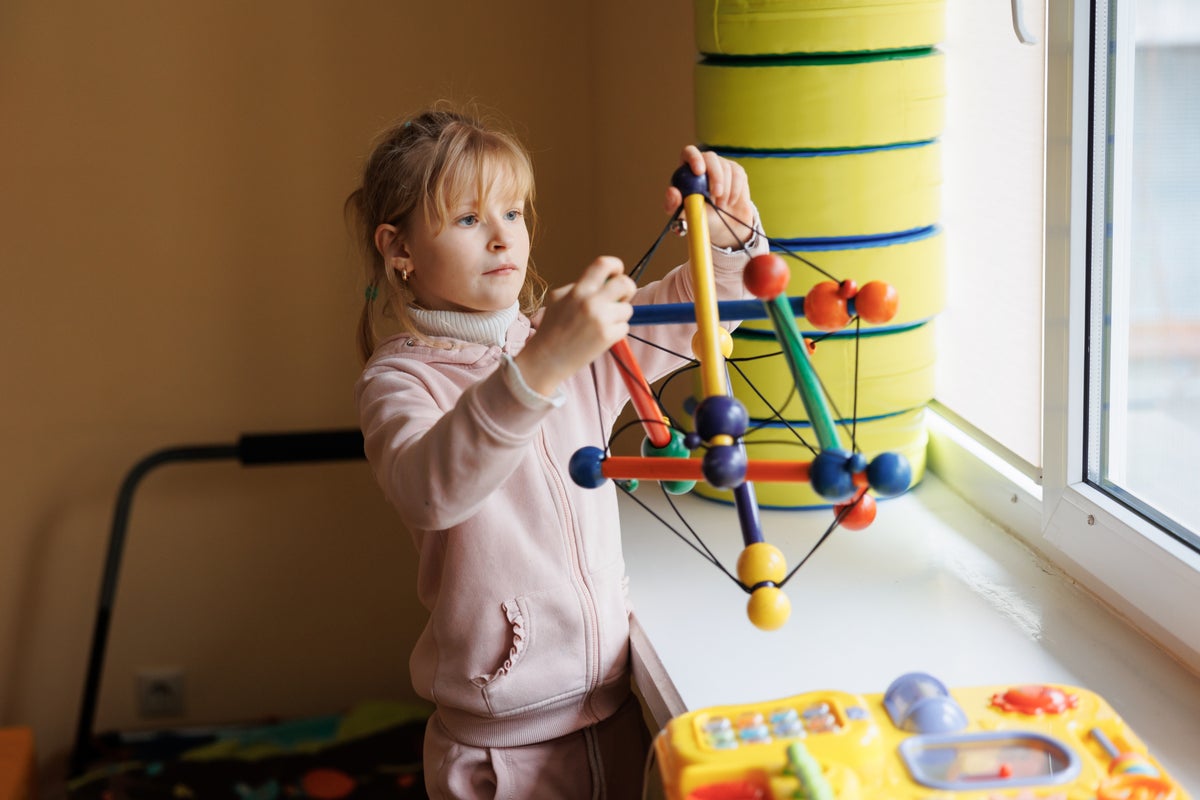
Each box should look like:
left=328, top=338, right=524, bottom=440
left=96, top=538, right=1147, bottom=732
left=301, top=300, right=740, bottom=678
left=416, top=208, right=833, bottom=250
left=237, top=429, right=364, bottom=465
left=69, top=429, right=366, bottom=777
left=70, top=444, right=237, bottom=777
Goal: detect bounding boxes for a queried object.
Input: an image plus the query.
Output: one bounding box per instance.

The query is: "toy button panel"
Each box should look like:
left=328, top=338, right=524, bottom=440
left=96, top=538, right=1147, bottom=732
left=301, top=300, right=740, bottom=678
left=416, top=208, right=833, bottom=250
left=695, top=698, right=866, bottom=751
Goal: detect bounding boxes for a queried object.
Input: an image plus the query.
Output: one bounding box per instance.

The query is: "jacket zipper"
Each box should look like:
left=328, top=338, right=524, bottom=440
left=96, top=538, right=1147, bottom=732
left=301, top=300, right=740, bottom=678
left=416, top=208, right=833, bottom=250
left=539, top=429, right=602, bottom=721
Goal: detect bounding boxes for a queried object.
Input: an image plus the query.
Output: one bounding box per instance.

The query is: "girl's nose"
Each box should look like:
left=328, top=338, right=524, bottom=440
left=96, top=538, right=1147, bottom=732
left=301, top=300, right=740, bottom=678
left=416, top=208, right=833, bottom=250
left=489, top=227, right=509, bottom=251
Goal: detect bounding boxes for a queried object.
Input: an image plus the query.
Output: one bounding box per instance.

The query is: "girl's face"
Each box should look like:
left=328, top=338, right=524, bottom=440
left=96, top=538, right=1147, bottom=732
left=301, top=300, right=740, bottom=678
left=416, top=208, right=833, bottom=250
left=401, top=187, right=530, bottom=314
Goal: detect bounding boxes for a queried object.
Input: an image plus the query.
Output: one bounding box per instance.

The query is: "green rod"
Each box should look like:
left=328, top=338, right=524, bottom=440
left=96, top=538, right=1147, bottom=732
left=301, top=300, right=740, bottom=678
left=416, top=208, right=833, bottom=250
left=764, top=295, right=842, bottom=451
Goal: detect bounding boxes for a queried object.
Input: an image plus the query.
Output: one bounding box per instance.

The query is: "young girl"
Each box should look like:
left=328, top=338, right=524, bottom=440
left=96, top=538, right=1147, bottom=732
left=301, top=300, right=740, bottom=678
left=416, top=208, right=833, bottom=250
left=348, top=108, right=763, bottom=799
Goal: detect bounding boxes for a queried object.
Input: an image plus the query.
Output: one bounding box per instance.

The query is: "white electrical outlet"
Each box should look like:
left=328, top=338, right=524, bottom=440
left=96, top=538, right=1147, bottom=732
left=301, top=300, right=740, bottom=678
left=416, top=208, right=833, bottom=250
left=135, top=668, right=185, bottom=718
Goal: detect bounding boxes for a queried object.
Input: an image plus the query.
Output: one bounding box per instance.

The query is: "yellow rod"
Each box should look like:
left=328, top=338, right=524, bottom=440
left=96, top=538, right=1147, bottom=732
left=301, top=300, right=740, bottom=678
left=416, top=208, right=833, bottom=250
left=683, top=192, right=727, bottom=399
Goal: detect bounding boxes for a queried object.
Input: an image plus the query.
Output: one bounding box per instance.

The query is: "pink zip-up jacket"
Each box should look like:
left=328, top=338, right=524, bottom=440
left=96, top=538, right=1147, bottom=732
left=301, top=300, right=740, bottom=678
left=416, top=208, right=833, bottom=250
left=356, top=245, right=760, bottom=749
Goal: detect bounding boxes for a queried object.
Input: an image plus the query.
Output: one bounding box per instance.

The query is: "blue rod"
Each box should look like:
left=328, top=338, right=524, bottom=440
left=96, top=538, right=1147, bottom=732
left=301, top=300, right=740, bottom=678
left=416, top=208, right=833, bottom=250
left=632, top=297, right=800, bottom=325
left=631, top=296, right=858, bottom=326
left=733, top=481, right=764, bottom=546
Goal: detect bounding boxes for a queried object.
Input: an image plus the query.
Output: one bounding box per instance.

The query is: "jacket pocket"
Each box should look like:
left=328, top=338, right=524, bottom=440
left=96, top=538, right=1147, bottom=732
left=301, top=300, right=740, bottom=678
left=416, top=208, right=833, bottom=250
left=472, top=589, right=589, bottom=718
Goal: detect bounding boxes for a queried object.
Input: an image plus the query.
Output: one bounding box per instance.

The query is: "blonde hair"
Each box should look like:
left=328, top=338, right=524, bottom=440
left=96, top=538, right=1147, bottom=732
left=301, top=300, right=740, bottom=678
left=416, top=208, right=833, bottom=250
left=345, top=106, right=547, bottom=361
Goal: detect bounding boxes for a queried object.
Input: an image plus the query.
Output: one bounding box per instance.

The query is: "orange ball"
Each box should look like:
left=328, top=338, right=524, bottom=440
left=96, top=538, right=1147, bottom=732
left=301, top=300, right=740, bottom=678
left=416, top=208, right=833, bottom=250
left=835, top=492, right=877, bottom=530
left=804, top=281, right=850, bottom=331
left=855, top=281, right=899, bottom=324
left=302, top=768, right=356, bottom=799
left=744, top=253, right=790, bottom=299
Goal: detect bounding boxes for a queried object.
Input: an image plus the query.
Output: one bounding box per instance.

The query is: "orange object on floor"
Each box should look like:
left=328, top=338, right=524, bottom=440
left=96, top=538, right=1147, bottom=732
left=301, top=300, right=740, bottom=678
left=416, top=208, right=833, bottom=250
left=0, top=728, right=35, bottom=800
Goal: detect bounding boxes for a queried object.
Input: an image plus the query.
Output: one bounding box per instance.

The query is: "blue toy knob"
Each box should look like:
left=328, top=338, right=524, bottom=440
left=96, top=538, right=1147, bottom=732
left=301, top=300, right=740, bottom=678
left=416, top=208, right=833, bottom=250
left=702, top=444, right=747, bottom=489
left=695, top=395, right=749, bottom=441
left=671, top=163, right=709, bottom=199
left=867, top=452, right=912, bottom=497
left=809, top=449, right=857, bottom=502
left=569, top=446, right=607, bottom=489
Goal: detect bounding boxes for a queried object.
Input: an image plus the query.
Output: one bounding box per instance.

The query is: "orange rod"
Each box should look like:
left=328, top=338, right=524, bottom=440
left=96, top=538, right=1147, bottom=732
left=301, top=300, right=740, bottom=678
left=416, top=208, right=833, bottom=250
left=610, top=338, right=672, bottom=448
left=601, top=456, right=812, bottom=483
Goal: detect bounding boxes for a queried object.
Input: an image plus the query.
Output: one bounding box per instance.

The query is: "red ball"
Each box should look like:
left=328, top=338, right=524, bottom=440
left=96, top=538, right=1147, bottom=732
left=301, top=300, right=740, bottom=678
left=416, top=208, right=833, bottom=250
left=804, top=281, right=850, bottom=331
left=835, top=492, right=877, bottom=530
left=855, top=281, right=899, bottom=324
left=744, top=253, right=790, bottom=299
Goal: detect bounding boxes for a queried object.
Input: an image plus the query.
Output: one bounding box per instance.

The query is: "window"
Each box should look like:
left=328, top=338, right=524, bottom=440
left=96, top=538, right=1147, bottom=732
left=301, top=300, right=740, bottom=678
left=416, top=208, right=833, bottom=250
left=1089, top=0, right=1200, bottom=549
left=931, top=0, right=1200, bottom=671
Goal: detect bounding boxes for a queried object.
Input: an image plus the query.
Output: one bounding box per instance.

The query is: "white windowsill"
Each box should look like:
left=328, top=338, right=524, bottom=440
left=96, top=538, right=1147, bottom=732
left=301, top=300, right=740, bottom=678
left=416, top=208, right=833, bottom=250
left=621, top=453, right=1200, bottom=789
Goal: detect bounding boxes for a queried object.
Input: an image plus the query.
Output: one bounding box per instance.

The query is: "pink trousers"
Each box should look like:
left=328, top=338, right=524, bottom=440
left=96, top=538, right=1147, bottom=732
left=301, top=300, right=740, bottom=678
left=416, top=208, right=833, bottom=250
left=422, top=694, right=653, bottom=799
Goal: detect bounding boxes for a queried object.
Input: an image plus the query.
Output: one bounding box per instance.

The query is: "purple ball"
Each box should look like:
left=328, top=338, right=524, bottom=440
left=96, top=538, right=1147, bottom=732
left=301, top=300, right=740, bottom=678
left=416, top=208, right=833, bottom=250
left=671, top=163, right=710, bottom=200
left=702, top=444, right=747, bottom=489
left=695, top=395, right=749, bottom=441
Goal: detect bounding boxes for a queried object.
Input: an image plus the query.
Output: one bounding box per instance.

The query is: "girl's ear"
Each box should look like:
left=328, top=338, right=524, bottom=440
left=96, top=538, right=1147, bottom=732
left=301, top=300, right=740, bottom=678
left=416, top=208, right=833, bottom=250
left=374, top=223, right=411, bottom=261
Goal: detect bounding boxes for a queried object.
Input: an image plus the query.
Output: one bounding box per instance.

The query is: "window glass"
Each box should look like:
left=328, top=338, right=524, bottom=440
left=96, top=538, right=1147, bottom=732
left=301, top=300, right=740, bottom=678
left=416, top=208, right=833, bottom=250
left=1093, top=0, right=1200, bottom=547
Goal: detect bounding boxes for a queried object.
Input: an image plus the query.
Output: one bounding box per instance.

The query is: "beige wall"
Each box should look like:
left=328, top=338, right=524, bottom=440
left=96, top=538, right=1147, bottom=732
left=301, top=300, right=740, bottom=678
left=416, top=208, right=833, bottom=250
left=0, top=0, right=696, bottom=783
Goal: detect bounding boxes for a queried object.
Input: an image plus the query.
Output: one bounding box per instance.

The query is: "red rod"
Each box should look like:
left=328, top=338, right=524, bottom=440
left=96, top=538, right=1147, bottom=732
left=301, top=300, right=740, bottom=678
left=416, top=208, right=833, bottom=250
left=601, top=456, right=813, bottom=483
left=610, top=338, right=672, bottom=448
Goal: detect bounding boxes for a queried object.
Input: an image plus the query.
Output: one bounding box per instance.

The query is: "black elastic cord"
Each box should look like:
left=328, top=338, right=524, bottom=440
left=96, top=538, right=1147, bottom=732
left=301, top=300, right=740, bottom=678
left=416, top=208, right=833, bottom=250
left=604, top=197, right=882, bottom=596
left=628, top=206, right=684, bottom=284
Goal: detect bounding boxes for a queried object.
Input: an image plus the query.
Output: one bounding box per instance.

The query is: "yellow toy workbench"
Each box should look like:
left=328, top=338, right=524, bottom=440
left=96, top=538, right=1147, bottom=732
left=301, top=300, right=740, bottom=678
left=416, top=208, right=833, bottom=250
left=655, top=672, right=1188, bottom=799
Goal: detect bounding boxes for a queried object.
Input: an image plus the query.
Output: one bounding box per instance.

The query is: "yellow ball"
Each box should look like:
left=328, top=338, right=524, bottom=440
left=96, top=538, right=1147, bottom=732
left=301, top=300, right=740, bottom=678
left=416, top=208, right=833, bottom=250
left=690, top=327, right=734, bottom=361
left=717, top=327, right=734, bottom=358
left=747, top=586, right=791, bottom=631
left=737, top=542, right=787, bottom=587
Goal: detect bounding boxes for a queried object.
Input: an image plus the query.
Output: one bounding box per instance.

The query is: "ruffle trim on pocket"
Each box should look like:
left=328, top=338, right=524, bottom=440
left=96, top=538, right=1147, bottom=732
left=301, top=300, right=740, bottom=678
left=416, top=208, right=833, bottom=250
left=472, top=599, right=528, bottom=687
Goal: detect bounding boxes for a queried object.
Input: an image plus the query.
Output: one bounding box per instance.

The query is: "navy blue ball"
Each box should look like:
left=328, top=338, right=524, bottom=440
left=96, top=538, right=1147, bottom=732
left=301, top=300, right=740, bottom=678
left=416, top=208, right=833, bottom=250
left=695, top=395, right=749, bottom=441
left=867, top=452, right=912, bottom=496
left=810, top=448, right=856, bottom=502
left=702, top=444, right=747, bottom=489
left=569, top=446, right=608, bottom=489
left=671, top=163, right=710, bottom=200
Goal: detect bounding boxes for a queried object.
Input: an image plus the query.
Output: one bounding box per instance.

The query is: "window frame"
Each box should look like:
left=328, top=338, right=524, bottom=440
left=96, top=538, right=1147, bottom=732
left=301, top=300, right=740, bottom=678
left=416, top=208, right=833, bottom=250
left=929, top=0, right=1200, bottom=671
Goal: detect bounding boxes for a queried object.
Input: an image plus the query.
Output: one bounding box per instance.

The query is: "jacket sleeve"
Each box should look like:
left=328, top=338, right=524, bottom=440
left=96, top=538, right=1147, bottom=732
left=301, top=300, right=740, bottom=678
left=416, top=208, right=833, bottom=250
left=356, top=357, right=555, bottom=531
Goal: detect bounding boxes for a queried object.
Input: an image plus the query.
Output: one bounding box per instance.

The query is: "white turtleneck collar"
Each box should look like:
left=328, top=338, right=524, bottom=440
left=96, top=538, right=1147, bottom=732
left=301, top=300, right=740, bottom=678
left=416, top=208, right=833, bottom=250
left=407, top=303, right=519, bottom=347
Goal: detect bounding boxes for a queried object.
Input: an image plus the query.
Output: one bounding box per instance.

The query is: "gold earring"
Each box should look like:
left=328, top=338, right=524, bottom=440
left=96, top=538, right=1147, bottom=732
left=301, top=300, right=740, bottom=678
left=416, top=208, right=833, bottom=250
left=401, top=268, right=409, bottom=282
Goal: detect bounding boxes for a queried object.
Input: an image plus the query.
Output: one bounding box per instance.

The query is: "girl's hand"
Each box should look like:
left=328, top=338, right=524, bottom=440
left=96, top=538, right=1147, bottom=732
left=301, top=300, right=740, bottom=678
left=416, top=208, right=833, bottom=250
left=664, top=145, right=757, bottom=250
left=516, top=256, right=636, bottom=396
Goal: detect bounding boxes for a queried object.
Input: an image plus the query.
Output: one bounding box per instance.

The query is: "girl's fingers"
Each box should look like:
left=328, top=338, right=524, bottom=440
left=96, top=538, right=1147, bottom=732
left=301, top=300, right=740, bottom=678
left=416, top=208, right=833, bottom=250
left=671, top=147, right=754, bottom=243
left=681, top=144, right=705, bottom=177
left=702, top=150, right=724, bottom=198
left=547, top=284, right=573, bottom=303
left=574, top=256, right=624, bottom=294
left=665, top=186, right=682, bottom=213
left=600, top=273, right=637, bottom=302
left=568, top=258, right=632, bottom=310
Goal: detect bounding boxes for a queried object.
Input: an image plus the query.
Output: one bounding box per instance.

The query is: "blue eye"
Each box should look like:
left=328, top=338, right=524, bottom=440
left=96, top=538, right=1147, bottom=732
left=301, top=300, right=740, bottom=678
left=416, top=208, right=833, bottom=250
left=505, top=209, right=523, bottom=222
left=457, top=214, right=478, bottom=227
